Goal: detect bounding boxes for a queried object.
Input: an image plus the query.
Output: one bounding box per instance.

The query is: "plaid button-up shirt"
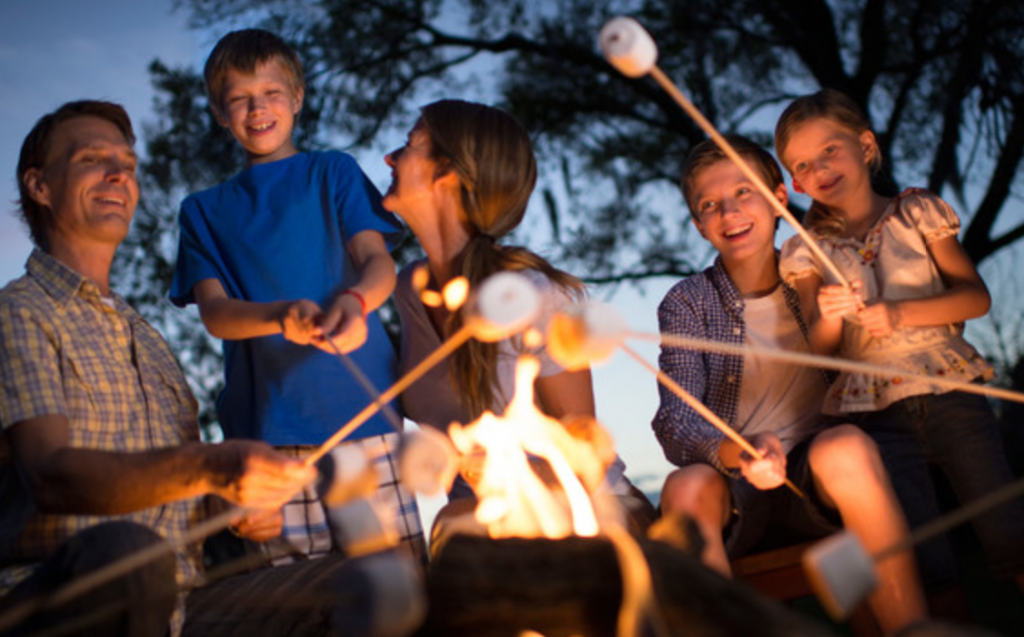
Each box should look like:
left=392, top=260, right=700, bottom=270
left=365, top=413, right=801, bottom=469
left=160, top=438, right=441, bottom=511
left=652, top=256, right=821, bottom=474
left=0, top=250, right=203, bottom=621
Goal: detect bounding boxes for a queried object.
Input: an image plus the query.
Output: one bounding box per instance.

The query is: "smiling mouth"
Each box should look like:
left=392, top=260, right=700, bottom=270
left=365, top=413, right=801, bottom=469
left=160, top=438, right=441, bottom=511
left=723, top=223, right=753, bottom=239
left=95, top=196, right=127, bottom=207
left=249, top=121, right=275, bottom=133
left=819, top=175, right=842, bottom=191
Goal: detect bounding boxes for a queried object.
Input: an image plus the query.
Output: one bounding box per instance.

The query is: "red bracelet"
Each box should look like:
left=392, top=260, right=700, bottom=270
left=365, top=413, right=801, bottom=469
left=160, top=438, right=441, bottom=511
left=340, top=289, right=366, bottom=316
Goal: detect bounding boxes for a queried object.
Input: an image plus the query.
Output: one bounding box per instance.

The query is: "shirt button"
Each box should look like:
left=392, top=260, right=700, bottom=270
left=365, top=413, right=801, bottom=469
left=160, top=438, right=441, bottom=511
left=732, top=328, right=741, bottom=335
left=727, top=376, right=736, bottom=383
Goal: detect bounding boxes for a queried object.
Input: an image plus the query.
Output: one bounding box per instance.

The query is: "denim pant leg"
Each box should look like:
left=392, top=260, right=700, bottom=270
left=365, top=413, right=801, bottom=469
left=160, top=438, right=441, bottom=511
left=856, top=398, right=960, bottom=591
left=922, top=391, right=1024, bottom=579
left=0, top=521, right=177, bottom=637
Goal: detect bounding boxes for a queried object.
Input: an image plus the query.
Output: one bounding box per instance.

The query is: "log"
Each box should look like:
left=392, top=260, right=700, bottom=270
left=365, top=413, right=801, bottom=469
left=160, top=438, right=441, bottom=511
left=414, top=534, right=837, bottom=637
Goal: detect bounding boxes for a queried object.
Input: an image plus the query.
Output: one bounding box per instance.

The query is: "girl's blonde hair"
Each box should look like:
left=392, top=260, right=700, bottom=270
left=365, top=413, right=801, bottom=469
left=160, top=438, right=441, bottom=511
left=775, top=89, right=882, bottom=237
left=419, top=100, right=584, bottom=418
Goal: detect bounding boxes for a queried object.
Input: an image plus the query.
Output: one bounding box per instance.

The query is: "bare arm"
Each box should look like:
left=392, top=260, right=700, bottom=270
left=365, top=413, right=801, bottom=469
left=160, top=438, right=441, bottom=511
left=319, top=230, right=397, bottom=353
left=8, top=414, right=314, bottom=516
left=859, top=235, right=990, bottom=338
left=193, top=278, right=322, bottom=344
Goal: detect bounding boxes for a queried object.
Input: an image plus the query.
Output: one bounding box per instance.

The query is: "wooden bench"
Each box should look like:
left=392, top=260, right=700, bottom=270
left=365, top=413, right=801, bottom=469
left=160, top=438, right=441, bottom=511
left=732, top=541, right=882, bottom=637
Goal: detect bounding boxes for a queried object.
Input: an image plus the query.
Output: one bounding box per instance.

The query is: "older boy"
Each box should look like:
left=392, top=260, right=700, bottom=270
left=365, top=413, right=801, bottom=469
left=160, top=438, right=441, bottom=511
left=652, top=136, right=926, bottom=634
left=169, top=29, right=424, bottom=563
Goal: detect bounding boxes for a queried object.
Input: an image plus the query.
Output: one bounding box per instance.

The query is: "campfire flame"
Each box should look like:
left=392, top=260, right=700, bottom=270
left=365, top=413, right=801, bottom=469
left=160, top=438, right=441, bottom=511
left=447, top=355, right=601, bottom=539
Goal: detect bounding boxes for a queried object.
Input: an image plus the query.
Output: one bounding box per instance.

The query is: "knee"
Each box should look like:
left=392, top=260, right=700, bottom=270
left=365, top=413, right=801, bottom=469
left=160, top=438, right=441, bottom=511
left=660, top=465, right=728, bottom=524
left=809, top=425, right=885, bottom=487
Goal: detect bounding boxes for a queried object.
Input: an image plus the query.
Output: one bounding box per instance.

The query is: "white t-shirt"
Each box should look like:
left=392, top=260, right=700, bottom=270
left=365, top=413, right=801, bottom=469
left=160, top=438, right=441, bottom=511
left=735, top=285, right=826, bottom=453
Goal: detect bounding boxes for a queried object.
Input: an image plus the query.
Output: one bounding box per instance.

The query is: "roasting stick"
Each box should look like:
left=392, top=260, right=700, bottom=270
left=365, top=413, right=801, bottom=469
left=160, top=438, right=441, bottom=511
left=599, top=17, right=851, bottom=290
left=304, top=271, right=543, bottom=466
left=547, top=303, right=807, bottom=498
left=619, top=343, right=807, bottom=500
left=304, top=328, right=475, bottom=466
left=321, top=338, right=404, bottom=433
left=641, top=331, right=1024, bottom=406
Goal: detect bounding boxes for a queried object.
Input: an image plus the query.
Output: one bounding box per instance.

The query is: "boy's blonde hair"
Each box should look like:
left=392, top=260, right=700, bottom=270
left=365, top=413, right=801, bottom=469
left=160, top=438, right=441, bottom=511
left=204, top=29, right=305, bottom=112
left=774, top=89, right=882, bottom=237
left=680, top=135, right=784, bottom=217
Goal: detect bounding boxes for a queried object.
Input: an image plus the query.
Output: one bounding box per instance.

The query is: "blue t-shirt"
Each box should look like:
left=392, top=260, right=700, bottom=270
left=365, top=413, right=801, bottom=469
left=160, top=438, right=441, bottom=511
left=169, top=151, right=404, bottom=445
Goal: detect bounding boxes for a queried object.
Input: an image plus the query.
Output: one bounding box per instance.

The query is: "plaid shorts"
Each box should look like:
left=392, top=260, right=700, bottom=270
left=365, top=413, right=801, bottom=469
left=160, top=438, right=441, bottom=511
left=266, top=433, right=427, bottom=567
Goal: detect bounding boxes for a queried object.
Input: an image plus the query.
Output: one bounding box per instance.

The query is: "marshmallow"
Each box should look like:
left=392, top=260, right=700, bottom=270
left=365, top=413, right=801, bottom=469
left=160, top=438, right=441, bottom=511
left=398, top=428, right=460, bottom=496
left=599, top=16, right=658, bottom=78
left=546, top=300, right=628, bottom=370
left=471, top=271, right=542, bottom=343
left=803, top=531, right=878, bottom=620
left=316, top=444, right=379, bottom=507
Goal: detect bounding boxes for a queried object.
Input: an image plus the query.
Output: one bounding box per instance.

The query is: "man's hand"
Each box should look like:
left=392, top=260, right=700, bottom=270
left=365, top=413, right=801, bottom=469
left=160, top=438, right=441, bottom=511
left=229, top=507, right=285, bottom=542
left=739, top=433, right=786, bottom=490
left=209, top=441, right=316, bottom=511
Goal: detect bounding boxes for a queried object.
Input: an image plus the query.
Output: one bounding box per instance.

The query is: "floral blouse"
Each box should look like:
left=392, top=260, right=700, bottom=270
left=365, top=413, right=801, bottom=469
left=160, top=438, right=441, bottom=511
left=780, top=188, right=992, bottom=414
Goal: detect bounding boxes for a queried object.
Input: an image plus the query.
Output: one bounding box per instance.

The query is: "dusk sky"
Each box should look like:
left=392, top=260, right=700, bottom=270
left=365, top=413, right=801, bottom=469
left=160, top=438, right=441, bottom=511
left=0, top=0, right=203, bottom=285
left=0, top=0, right=677, bottom=492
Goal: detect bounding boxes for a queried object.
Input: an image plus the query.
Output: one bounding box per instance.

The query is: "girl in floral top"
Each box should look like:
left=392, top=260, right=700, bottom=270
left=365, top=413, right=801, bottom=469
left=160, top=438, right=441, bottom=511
left=775, top=88, right=1024, bottom=596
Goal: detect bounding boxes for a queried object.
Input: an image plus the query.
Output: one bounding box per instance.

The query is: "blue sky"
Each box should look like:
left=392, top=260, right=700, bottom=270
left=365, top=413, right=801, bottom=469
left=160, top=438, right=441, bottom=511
left=0, top=0, right=677, bottom=492
left=0, top=0, right=201, bottom=284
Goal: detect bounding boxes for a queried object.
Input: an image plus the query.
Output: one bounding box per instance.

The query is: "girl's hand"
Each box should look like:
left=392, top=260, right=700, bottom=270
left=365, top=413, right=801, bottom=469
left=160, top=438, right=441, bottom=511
left=279, top=300, right=324, bottom=345
left=817, top=280, right=863, bottom=322
left=739, top=433, right=786, bottom=490
left=858, top=299, right=901, bottom=338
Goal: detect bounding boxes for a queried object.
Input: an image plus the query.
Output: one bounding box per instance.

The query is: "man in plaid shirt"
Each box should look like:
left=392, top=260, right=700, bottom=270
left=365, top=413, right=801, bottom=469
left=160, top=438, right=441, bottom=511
left=0, top=101, right=412, bottom=637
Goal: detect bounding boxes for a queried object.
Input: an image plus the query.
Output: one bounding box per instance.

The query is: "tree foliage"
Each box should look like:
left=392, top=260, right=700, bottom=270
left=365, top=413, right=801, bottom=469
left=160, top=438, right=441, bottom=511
left=116, top=0, right=1024, bottom=431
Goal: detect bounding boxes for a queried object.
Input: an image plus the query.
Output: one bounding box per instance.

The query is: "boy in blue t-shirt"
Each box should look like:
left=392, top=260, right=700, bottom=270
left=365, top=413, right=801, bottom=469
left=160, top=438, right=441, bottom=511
left=170, top=29, right=424, bottom=563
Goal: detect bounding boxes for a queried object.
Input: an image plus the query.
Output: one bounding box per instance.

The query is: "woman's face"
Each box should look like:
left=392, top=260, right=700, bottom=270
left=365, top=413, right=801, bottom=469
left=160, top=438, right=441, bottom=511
left=382, top=124, right=442, bottom=218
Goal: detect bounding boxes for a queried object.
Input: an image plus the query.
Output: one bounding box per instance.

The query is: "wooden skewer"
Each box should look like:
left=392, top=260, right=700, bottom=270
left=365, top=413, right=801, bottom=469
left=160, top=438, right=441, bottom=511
left=646, top=66, right=851, bottom=289
left=619, top=343, right=808, bottom=500
left=639, top=331, right=1024, bottom=405
left=304, top=324, right=476, bottom=466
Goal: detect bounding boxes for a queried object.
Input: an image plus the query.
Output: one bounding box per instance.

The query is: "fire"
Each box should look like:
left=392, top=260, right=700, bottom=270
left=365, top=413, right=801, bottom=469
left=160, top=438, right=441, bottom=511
left=447, top=355, right=602, bottom=539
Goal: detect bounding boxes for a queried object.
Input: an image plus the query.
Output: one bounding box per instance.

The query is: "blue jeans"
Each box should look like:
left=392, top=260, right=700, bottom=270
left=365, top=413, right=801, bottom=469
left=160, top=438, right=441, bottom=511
left=854, top=391, right=1024, bottom=589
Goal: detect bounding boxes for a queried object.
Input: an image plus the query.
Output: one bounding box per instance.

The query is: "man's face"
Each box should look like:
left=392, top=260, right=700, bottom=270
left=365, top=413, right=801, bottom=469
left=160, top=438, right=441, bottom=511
left=690, top=158, right=785, bottom=264
left=25, top=116, right=139, bottom=250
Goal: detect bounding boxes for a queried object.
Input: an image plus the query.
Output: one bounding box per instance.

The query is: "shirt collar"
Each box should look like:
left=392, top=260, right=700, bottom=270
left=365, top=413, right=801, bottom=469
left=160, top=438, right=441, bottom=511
left=708, top=256, right=743, bottom=318
left=25, top=248, right=116, bottom=311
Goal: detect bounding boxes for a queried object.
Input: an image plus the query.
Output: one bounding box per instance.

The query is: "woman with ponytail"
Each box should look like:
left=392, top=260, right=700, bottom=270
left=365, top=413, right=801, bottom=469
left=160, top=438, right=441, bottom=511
left=383, top=100, right=653, bottom=548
